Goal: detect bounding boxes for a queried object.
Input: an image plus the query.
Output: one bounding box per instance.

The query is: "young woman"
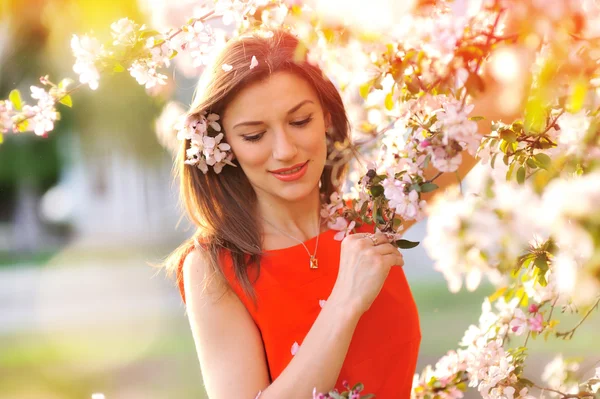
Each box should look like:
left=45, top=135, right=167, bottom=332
left=164, top=29, right=516, bottom=398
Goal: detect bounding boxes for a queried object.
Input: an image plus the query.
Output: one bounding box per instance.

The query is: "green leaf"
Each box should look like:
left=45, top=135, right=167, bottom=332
left=524, top=95, right=547, bottom=134
left=360, top=395, right=376, bottom=399
left=359, top=82, right=371, bottom=99
left=59, top=94, right=73, bottom=108
left=488, top=287, right=507, bottom=303
left=423, top=154, right=431, bottom=169
left=375, top=208, right=385, bottom=224
left=139, top=29, right=161, bottom=38
left=370, top=184, right=384, bottom=197
left=534, top=257, right=548, bottom=273
left=526, top=158, right=538, bottom=169
left=533, top=153, right=552, bottom=170
left=500, top=129, right=517, bottom=143
left=567, top=78, right=587, bottom=113
left=395, top=239, right=420, bottom=249
left=516, top=166, right=526, bottom=184
left=506, top=162, right=516, bottom=181
left=113, top=63, right=126, bottom=73
left=520, top=378, right=535, bottom=388
left=420, top=182, right=439, bottom=193
left=352, top=382, right=365, bottom=392
left=0, top=133, right=3, bottom=143
left=384, top=91, right=394, bottom=111
left=490, top=153, right=497, bottom=169
left=9, top=89, right=22, bottom=111
left=16, top=119, right=29, bottom=132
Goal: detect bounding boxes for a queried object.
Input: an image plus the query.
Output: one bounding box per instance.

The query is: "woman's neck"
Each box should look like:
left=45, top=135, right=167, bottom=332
left=256, top=186, right=326, bottom=242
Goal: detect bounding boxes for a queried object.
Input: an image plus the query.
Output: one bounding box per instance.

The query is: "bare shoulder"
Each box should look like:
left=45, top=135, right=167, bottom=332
left=182, top=247, right=270, bottom=398
left=182, top=246, right=229, bottom=299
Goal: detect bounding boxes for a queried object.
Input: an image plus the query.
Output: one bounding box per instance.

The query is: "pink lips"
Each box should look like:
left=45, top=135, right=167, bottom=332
left=269, top=161, right=309, bottom=182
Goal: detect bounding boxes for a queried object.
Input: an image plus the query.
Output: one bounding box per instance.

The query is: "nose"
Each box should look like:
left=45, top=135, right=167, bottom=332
left=272, top=127, right=298, bottom=162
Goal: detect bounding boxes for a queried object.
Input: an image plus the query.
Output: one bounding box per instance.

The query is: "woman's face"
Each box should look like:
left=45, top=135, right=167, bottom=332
left=222, top=71, right=329, bottom=203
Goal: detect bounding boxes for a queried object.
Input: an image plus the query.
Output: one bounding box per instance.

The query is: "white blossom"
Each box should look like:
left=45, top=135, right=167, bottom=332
left=128, top=60, right=167, bottom=89
left=110, top=18, right=137, bottom=47
left=71, top=34, right=104, bottom=90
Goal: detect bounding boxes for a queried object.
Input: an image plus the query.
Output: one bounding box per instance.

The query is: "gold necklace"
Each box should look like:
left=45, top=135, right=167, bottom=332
left=262, top=214, right=322, bottom=269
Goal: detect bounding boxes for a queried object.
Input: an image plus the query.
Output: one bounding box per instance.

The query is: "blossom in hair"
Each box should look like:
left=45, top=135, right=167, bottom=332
left=250, top=55, right=259, bottom=69
left=176, top=111, right=235, bottom=174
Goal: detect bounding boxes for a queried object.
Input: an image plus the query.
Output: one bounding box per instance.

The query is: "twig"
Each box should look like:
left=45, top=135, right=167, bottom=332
left=167, top=10, right=216, bottom=41
left=459, top=8, right=505, bottom=109
left=531, top=381, right=594, bottom=398
left=556, top=296, right=600, bottom=340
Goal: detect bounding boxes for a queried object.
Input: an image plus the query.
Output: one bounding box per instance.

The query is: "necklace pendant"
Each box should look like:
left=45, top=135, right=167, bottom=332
left=309, top=256, right=318, bottom=269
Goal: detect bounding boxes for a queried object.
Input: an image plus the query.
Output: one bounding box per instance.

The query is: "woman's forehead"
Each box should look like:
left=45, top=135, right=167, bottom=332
left=223, top=72, right=320, bottom=123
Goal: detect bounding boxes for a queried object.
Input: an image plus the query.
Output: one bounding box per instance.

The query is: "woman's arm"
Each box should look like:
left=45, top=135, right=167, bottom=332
left=183, top=249, right=361, bottom=399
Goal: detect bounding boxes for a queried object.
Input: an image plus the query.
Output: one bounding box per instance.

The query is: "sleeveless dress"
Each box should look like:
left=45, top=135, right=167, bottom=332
left=177, top=223, right=421, bottom=398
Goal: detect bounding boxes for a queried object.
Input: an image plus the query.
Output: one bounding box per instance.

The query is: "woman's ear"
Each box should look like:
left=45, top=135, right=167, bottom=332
left=324, top=111, right=332, bottom=132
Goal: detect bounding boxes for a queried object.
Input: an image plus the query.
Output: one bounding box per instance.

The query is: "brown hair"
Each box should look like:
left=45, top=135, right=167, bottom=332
left=163, top=29, right=353, bottom=303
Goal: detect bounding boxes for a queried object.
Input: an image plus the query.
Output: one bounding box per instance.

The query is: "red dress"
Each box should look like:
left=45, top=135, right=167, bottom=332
left=177, top=223, right=421, bottom=398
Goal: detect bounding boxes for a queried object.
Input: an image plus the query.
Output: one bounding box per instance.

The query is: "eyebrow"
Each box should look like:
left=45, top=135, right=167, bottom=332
left=232, top=100, right=315, bottom=129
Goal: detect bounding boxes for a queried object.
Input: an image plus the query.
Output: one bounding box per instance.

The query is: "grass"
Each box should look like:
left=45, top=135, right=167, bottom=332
left=0, top=249, right=59, bottom=268
left=0, top=280, right=598, bottom=398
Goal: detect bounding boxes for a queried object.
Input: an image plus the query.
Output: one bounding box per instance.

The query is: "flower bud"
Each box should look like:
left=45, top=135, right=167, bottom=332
left=528, top=303, right=539, bottom=313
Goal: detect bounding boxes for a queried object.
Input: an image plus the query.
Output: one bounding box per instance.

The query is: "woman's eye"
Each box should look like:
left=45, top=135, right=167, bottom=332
left=243, top=133, right=264, bottom=142
left=291, top=117, right=313, bottom=127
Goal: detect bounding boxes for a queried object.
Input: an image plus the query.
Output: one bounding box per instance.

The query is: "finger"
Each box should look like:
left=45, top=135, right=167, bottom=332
left=361, top=232, right=390, bottom=246
left=371, top=243, right=404, bottom=256
left=381, top=252, right=405, bottom=268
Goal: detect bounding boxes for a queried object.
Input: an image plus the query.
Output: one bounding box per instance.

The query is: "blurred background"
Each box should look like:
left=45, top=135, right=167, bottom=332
left=0, top=1, right=598, bottom=398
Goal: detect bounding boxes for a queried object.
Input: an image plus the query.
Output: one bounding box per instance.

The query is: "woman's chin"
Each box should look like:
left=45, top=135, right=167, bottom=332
left=265, top=180, right=319, bottom=203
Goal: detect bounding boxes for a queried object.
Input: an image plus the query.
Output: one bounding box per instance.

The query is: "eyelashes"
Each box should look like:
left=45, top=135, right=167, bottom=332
left=242, top=117, right=314, bottom=143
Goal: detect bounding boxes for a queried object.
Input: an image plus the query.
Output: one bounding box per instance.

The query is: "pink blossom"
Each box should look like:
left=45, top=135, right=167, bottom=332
left=328, top=217, right=355, bottom=241
left=527, top=313, right=544, bottom=333
left=509, top=309, right=527, bottom=336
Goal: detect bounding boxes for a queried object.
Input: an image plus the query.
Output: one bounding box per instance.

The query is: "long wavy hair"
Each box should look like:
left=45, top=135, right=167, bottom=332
left=163, top=29, right=353, bottom=303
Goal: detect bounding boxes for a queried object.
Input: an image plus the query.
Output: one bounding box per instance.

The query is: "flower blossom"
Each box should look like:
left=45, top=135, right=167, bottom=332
left=110, top=18, right=137, bottom=47
left=24, top=86, right=59, bottom=136
left=177, top=112, right=234, bottom=174
left=381, top=175, right=427, bottom=221
left=0, top=100, right=14, bottom=133
left=71, top=34, right=104, bottom=90
left=128, top=59, right=168, bottom=89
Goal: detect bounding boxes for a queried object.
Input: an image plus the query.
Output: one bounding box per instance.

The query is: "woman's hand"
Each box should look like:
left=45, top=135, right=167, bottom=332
left=329, top=232, right=405, bottom=318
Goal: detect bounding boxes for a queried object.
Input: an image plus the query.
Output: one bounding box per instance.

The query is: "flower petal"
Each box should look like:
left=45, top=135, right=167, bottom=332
left=250, top=55, right=258, bottom=69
